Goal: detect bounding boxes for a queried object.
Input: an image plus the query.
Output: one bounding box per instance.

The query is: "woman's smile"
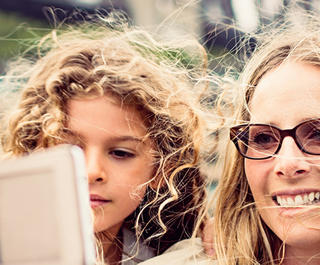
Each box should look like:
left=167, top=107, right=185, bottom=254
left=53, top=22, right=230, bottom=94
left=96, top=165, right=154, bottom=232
left=273, top=190, right=320, bottom=207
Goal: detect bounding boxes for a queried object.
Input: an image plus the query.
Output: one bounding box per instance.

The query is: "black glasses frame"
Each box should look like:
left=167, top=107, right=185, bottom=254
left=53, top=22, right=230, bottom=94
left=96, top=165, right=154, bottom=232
left=230, top=119, right=320, bottom=160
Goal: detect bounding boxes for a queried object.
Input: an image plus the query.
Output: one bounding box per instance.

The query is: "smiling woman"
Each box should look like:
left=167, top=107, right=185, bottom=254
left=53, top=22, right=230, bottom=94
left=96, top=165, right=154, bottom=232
left=244, top=62, right=320, bottom=258
left=210, top=8, right=320, bottom=265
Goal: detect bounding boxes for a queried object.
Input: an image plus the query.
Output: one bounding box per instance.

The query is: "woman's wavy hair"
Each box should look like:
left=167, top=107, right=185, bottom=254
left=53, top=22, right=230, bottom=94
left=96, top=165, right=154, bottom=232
left=211, top=7, right=320, bottom=265
left=1, top=13, right=208, bottom=262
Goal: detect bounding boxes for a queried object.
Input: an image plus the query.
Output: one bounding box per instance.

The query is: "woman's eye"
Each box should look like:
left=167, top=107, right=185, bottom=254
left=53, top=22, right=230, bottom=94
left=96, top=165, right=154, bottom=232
left=251, top=132, right=277, bottom=146
left=109, top=150, right=135, bottom=159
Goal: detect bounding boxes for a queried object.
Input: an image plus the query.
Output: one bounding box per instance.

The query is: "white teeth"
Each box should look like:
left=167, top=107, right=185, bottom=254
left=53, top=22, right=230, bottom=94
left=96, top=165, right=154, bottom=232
left=277, top=196, right=282, bottom=205
left=276, top=192, right=320, bottom=207
left=294, top=195, right=303, bottom=205
left=287, top=197, right=294, bottom=206
left=309, top=192, right=315, bottom=202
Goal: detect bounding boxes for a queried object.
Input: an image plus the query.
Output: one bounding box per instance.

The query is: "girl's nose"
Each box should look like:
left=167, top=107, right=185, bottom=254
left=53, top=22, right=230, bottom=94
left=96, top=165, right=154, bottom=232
left=85, top=147, right=107, bottom=184
left=274, top=137, right=311, bottom=178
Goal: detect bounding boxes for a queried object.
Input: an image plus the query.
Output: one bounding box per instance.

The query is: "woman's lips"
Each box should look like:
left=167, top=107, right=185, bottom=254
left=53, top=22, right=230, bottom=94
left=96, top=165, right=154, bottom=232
left=90, top=194, right=111, bottom=208
left=271, top=189, right=320, bottom=207
left=269, top=189, right=320, bottom=217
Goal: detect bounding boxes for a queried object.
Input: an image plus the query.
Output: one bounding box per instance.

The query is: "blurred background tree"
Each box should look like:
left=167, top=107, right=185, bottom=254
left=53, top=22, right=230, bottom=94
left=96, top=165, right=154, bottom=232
left=0, top=10, right=49, bottom=73
left=0, top=0, right=319, bottom=75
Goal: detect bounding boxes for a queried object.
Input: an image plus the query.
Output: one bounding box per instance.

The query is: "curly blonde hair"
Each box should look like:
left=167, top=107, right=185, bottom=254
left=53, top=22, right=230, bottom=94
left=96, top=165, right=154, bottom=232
left=211, top=7, right=320, bottom=265
left=1, top=15, right=208, bottom=262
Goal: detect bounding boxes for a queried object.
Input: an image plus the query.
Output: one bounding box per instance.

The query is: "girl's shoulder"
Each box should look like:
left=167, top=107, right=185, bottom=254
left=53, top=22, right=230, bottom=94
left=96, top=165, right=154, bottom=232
left=122, top=226, right=156, bottom=265
left=138, top=238, right=216, bottom=265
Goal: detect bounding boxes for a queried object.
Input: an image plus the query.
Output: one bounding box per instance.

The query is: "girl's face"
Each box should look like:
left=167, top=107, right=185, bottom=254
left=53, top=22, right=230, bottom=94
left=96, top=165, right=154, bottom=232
left=245, top=62, right=320, bottom=254
left=66, top=96, right=155, bottom=236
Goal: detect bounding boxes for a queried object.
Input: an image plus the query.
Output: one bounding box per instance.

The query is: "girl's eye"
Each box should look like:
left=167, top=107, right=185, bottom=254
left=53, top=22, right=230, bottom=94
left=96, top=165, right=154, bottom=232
left=109, top=149, right=135, bottom=159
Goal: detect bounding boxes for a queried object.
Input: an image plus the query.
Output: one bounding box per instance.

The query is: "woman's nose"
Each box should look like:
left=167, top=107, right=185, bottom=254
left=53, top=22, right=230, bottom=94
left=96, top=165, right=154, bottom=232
left=274, top=136, right=311, bottom=178
left=86, top=148, right=107, bottom=184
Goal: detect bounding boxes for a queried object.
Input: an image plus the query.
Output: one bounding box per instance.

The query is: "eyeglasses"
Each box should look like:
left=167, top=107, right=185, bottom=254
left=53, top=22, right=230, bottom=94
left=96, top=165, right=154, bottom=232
left=230, top=119, right=320, bottom=160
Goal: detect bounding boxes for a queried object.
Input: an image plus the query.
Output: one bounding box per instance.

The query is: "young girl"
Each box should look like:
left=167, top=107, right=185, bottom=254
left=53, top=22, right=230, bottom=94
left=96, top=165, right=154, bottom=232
left=212, top=9, right=320, bottom=265
left=0, top=15, right=208, bottom=264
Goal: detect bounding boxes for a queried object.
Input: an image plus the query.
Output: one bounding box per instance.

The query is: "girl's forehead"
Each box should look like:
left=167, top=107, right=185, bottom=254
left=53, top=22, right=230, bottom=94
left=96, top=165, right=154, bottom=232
left=69, top=93, right=140, bottom=114
left=68, top=96, right=145, bottom=127
left=249, top=61, right=320, bottom=126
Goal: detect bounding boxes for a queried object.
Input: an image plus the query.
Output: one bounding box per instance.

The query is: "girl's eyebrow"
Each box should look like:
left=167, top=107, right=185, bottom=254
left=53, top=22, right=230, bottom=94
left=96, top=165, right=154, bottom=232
left=110, top=136, right=144, bottom=143
left=65, top=130, right=144, bottom=143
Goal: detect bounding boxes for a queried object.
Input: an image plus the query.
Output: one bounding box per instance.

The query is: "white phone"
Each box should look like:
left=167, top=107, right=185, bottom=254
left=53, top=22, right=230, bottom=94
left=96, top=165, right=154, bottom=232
left=0, top=145, right=96, bottom=265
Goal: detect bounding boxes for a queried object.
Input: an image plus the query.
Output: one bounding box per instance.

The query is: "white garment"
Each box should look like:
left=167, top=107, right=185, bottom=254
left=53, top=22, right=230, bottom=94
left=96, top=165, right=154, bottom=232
left=122, top=227, right=156, bottom=265
left=137, top=238, right=215, bottom=265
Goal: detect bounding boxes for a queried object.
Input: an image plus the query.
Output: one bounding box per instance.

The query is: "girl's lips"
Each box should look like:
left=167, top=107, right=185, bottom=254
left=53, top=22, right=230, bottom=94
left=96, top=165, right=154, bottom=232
left=90, top=194, right=111, bottom=208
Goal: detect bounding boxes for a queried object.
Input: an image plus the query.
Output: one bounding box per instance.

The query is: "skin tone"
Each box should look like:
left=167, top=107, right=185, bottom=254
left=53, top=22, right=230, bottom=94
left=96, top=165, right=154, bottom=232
left=66, top=96, right=155, bottom=263
left=201, top=217, right=215, bottom=257
left=245, top=62, right=320, bottom=265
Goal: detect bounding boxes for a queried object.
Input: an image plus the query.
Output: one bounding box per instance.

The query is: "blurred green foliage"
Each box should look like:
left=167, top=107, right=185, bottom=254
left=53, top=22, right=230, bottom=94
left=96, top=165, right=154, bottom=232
left=0, top=10, right=49, bottom=72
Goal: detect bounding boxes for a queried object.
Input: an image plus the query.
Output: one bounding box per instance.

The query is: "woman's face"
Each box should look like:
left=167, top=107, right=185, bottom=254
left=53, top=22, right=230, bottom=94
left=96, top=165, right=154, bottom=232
left=245, top=62, right=320, bottom=254
left=66, top=96, right=155, bottom=237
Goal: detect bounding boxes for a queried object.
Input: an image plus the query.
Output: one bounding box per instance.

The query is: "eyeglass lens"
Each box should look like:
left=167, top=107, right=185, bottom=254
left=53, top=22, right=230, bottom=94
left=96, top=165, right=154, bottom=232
left=297, top=120, right=320, bottom=154
left=232, top=120, right=320, bottom=159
